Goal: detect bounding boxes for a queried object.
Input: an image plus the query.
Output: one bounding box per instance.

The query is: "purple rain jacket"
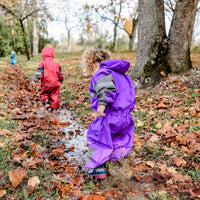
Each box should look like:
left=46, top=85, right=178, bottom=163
left=85, top=59, right=136, bottom=169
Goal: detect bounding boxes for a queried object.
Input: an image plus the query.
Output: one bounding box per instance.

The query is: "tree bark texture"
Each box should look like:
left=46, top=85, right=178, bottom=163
left=32, top=0, right=39, bottom=56
left=167, top=0, right=199, bottom=73
left=20, top=20, right=30, bottom=60
left=129, top=18, right=138, bottom=51
left=132, top=0, right=168, bottom=87
left=112, top=24, right=117, bottom=51
left=132, top=0, right=199, bottom=88
left=10, top=19, right=16, bottom=49
left=67, top=29, right=71, bottom=52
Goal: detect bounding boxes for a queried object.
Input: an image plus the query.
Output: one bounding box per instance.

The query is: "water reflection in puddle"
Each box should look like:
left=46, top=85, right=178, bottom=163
left=58, top=109, right=87, bottom=166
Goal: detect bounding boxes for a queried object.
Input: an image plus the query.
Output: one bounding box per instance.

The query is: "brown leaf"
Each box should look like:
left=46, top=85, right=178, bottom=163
left=0, top=172, right=5, bottom=187
left=27, top=176, right=40, bottom=194
left=66, top=146, right=74, bottom=152
left=171, top=156, right=187, bottom=167
left=49, top=117, right=61, bottom=125
left=158, top=121, right=173, bottom=135
left=22, top=157, right=42, bottom=169
left=52, top=147, right=64, bottom=157
left=59, top=184, right=72, bottom=197
left=0, top=189, right=6, bottom=198
left=12, top=113, right=33, bottom=120
left=78, top=195, right=106, bottom=200
left=31, top=144, right=47, bottom=157
left=0, top=129, right=12, bottom=136
left=157, top=101, right=169, bottom=109
left=189, top=187, right=200, bottom=199
left=8, top=167, right=27, bottom=188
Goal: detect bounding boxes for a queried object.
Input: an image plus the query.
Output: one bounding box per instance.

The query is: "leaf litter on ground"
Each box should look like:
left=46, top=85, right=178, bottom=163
left=0, top=52, right=199, bottom=199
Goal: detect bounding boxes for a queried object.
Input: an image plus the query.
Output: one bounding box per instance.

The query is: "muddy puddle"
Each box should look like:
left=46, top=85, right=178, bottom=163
left=57, top=110, right=151, bottom=200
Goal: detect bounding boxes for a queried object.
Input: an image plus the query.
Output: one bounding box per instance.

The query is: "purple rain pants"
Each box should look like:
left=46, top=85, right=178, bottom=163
left=85, top=110, right=134, bottom=169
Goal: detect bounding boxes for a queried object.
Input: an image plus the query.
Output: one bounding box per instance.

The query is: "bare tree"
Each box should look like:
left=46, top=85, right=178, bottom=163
left=63, top=7, right=78, bottom=52
left=94, top=0, right=124, bottom=51
left=112, top=0, right=138, bottom=51
left=118, top=16, right=138, bottom=51
left=32, top=0, right=39, bottom=56
left=0, top=0, right=41, bottom=60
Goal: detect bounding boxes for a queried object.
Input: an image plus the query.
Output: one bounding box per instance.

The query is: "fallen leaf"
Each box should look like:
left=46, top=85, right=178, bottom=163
left=149, top=134, right=160, bottom=143
left=137, top=121, right=144, bottom=127
left=0, top=172, right=5, bottom=187
left=27, top=176, right=40, bottom=194
left=52, top=147, right=64, bottom=157
left=146, top=161, right=155, bottom=168
left=8, top=167, right=27, bottom=188
left=0, top=129, right=12, bottom=136
left=189, top=186, right=200, bottom=199
left=164, top=148, right=174, bottom=156
left=0, top=189, right=6, bottom=198
left=78, top=195, right=106, bottom=200
left=157, top=101, right=169, bottom=109
left=157, top=190, right=167, bottom=196
left=171, top=156, right=187, bottom=167
left=158, top=121, right=173, bottom=135
left=0, top=141, right=6, bottom=148
left=155, top=122, right=162, bottom=129
left=166, top=166, right=177, bottom=175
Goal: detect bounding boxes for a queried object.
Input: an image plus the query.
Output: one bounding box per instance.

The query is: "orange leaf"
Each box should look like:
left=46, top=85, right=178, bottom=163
left=52, top=147, right=64, bottom=157
left=157, top=102, right=169, bottom=109
left=0, top=189, right=6, bottom=198
left=8, top=167, right=27, bottom=188
left=79, top=195, right=106, bottom=200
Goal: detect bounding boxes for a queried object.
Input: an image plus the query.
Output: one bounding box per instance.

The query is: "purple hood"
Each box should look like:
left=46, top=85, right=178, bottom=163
left=99, top=59, right=130, bottom=74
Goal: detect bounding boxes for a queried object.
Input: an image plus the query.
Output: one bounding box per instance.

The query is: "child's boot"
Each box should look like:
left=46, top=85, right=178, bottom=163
left=86, top=165, right=107, bottom=179
left=43, top=101, right=50, bottom=111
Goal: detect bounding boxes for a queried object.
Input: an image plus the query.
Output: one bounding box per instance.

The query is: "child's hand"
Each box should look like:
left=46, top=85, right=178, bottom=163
left=97, top=105, right=106, bottom=117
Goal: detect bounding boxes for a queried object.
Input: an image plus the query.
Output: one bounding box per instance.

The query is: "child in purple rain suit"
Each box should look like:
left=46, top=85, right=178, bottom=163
left=81, top=49, right=136, bottom=179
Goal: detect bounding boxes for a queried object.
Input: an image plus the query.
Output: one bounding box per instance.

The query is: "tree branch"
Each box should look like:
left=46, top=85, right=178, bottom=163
left=0, top=3, right=18, bottom=19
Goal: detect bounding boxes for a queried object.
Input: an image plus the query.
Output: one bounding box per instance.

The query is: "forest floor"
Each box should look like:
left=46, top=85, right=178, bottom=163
left=0, top=52, right=199, bottom=200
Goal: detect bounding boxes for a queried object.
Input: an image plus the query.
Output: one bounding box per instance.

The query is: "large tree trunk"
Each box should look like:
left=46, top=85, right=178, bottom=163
left=166, top=0, right=199, bottom=73
left=67, top=29, right=71, bottom=52
left=32, top=0, right=39, bottom=56
left=20, top=20, right=30, bottom=60
left=25, top=17, right=32, bottom=54
left=112, top=24, right=117, bottom=51
left=10, top=19, right=16, bottom=49
left=128, top=18, right=138, bottom=51
left=131, top=0, right=169, bottom=87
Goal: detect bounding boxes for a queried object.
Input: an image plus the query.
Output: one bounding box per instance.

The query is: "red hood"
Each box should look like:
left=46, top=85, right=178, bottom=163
left=41, top=47, right=54, bottom=60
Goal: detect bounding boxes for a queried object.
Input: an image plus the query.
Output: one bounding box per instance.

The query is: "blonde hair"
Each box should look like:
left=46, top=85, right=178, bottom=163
left=81, top=48, right=111, bottom=75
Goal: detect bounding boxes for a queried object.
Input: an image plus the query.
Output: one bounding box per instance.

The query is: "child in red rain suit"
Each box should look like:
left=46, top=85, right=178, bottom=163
left=32, top=46, right=63, bottom=112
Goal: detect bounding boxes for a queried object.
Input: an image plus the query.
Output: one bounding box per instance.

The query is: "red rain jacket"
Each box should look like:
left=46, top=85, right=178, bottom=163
left=38, top=47, right=63, bottom=87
